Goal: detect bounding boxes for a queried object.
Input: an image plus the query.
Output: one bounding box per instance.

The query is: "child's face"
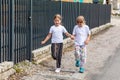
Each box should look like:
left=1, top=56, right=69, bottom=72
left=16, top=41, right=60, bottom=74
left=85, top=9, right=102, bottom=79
left=54, top=18, right=61, bottom=26
left=77, top=20, right=83, bottom=27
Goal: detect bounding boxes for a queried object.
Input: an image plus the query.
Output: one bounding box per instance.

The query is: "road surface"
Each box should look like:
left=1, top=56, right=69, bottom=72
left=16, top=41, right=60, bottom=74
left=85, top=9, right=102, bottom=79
left=85, top=16, right=120, bottom=80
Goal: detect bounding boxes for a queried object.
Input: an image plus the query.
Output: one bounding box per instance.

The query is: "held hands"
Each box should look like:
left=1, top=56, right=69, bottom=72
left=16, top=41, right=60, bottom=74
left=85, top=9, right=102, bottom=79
left=70, top=35, right=75, bottom=40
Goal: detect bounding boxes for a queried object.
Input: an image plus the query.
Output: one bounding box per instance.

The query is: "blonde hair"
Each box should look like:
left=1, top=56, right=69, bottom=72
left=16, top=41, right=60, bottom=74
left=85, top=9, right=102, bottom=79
left=76, top=16, right=86, bottom=24
left=53, top=14, right=62, bottom=21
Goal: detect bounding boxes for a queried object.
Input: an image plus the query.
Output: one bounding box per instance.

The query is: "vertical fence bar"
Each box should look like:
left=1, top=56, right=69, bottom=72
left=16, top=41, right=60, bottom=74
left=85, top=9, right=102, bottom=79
left=2, top=0, right=5, bottom=62
left=9, top=0, right=14, bottom=61
left=26, top=0, right=32, bottom=61
left=14, top=0, right=17, bottom=63
left=8, top=0, right=11, bottom=61
left=4, top=0, right=7, bottom=61
left=0, top=0, right=2, bottom=62
left=27, top=0, right=32, bottom=61
left=60, top=1, right=62, bottom=16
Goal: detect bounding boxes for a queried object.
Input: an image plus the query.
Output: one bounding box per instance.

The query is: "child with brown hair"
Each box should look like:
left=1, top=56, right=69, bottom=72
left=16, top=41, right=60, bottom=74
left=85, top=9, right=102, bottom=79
left=41, top=14, right=72, bottom=73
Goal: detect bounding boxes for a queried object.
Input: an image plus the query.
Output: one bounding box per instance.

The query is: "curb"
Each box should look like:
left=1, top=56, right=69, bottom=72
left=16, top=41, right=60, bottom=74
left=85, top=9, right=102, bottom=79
left=91, top=23, right=112, bottom=35
left=0, top=61, right=16, bottom=80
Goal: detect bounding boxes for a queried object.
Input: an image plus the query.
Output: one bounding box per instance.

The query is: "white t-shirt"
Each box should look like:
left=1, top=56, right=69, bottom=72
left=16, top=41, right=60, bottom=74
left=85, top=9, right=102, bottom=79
left=49, top=25, right=67, bottom=43
left=72, top=25, right=91, bottom=46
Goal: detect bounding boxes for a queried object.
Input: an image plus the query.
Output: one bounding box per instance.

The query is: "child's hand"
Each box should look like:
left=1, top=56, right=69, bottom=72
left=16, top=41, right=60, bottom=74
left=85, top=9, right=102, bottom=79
left=84, top=40, right=89, bottom=45
left=70, top=35, right=75, bottom=40
left=41, top=41, right=45, bottom=45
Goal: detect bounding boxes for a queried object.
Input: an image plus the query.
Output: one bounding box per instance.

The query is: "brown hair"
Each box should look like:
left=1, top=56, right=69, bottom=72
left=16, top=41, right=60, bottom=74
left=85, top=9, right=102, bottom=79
left=53, top=14, right=62, bottom=20
left=76, top=16, right=86, bottom=24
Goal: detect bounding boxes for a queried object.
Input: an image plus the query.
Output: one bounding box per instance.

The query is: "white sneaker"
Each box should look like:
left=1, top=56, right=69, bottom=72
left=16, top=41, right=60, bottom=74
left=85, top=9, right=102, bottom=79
left=55, top=68, right=61, bottom=73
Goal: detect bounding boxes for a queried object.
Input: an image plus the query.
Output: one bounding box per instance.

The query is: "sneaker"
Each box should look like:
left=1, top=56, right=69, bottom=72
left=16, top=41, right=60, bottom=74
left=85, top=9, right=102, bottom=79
left=55, top=68, right=61, bottom=73
left=79, top=67, right=85, bottom=73
left=75, top=60, right=80, bottom=67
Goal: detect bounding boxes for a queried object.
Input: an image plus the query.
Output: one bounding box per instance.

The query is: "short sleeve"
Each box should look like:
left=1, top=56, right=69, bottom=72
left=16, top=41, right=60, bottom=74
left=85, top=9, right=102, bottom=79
left=86, top=25, right=91, bottom=35
left=62, top=26, right=67, bottom=33
left=49, top=26, right=53, bottom=33
left=72, top=26, right=76, bottom=35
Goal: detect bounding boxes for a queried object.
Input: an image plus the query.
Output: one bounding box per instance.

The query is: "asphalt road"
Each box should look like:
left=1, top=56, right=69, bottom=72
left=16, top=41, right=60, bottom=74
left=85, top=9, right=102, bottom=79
left=89, top=44, right=120, bottom=80
left=85, top=16, right=120, bottom=80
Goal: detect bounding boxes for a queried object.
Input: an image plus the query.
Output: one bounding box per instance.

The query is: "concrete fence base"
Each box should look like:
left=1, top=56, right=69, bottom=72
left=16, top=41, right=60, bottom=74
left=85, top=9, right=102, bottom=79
left=91, top=23, right=112, bottom=35
left=0, top=61, right=16, bottom=80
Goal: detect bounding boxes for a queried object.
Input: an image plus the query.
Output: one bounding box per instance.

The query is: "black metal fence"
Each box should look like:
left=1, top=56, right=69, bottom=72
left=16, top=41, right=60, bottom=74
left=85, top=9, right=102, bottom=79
left=0, top=0, right=32, bottom=63
left=0, top=0, right=111, bottom=64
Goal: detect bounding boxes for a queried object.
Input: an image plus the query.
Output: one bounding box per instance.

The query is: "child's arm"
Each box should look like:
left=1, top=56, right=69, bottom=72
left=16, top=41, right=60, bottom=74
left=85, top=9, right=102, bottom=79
left=41, top=33, right=52, bottom=45
left=65, top=32, right=75, bottom=39
left=84, top=34, right=91, bottom=45
left=65, top=32, right=75, bottom=40
left=65, top=32, right=72, bottom=37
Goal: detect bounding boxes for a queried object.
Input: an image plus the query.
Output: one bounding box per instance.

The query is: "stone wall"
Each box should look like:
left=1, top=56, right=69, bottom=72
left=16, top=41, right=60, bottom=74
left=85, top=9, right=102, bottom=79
left=0, top=61, right=16, bottom=80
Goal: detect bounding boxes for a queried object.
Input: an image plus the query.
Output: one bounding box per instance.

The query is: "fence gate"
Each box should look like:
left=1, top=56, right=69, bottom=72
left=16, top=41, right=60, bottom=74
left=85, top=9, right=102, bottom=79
left=0, top=0, right=32, bottom=63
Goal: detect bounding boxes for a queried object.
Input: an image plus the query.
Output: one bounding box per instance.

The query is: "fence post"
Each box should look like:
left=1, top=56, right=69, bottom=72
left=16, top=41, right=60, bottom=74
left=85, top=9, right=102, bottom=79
left=27, top=0, right=32, bottom=61
left=60, top=1, right=62, bottom=16
left=30, top=0, right=33, bottom=61
left=0, top=0, right=1, bottom=63
left=9, top=0, right=14, bottom=62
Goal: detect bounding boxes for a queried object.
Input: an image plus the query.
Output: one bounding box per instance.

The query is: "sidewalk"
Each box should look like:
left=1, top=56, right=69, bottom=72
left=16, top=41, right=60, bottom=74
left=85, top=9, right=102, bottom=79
left=21, top=50, right=87, bottom=80
left=9, top=17, right=120, bottom=80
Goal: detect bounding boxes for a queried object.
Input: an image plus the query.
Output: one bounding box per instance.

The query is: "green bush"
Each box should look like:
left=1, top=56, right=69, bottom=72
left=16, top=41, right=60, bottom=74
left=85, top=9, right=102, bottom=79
left=99, top=0, right=103, bottom=4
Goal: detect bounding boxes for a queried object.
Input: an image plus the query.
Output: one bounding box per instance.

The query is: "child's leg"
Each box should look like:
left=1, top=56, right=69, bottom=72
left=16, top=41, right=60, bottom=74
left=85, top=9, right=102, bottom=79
left=74, top=46, right=81, bottom=67
left=51, top=43, right=57, bottom=60
left=56, top=43, right=63, bottom=68
left=79, top=46, right=86, bottom=73
left=80, top=47, right=86, bottom=68
left=74, top=46, right=80, bottom=61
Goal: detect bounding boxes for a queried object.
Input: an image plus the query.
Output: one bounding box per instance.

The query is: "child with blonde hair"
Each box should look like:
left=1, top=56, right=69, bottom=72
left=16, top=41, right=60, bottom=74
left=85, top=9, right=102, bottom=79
left=71, top=16, right=91, bottom=73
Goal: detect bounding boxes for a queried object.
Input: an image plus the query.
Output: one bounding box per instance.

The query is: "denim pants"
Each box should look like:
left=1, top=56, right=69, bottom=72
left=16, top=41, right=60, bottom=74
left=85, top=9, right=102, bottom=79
left=51, top=43, right=63, bottom=68
left=74, top=45, right=86, bottom=68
